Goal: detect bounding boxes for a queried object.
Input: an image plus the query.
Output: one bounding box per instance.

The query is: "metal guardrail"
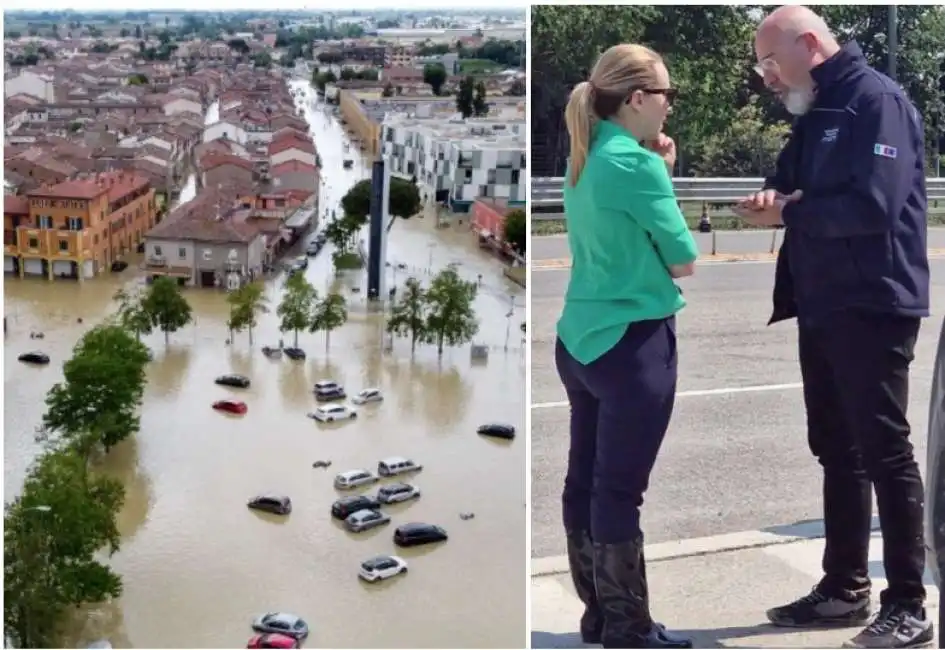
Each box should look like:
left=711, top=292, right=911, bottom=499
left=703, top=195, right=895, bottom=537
left=532, top=176, right=945, bottom=219
left=926, top=313, right=945, bottom=635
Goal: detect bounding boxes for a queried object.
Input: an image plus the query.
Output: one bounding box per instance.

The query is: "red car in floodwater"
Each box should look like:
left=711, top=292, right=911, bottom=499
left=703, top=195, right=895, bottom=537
left=246, top=633, right=300, bottom=649
left=213, top=399, right=248, bottom=415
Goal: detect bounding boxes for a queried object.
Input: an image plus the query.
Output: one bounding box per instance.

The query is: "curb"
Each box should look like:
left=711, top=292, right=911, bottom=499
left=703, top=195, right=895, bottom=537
left=531, top=519, right=882, bottom=578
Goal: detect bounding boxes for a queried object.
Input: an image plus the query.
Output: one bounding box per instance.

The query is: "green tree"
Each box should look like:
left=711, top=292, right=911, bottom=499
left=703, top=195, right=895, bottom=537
left=4, top=448, right=125, bottom=649
left=473, top=80, right=489, bottom=116
left=113, top=287, right=153, bottom=341
left=341, top=176, right=421, bottom=233
left=142, top=276, right=193, bottom=344
left=43, top=324, right=150, bottom=454
left=226, top=282, right=267, bottom=345
left=309, top=292, right=348, bottom=352
left=503, top=209, right=526, bottom=254
left=456, top=75, right=475, bottom=118
left=312, top=69, right=337, bottom=92
left=386, top=277, right=427, bottom=354
left=277, top=272, right=317, bottom=347
left=423, top=62, right=447, bottom=95
left=422, top=267, right=480, bottom=357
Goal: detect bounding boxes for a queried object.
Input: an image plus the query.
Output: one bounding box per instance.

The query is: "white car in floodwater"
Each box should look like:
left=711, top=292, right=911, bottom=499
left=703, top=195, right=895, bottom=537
left=309, top=404, right=357, bottom=422
left=352, top=388, right=383, bottom=405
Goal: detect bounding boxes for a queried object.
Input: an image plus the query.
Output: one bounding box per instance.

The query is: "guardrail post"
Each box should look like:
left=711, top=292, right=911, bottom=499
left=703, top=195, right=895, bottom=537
left=770, top=230, right=778, bottom=254
left=711, top=231, right=717, bottom=256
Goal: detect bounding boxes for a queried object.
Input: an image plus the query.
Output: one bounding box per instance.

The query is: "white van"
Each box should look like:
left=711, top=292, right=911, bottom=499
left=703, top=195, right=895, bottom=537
left=377, top=456, right=423, bottom=477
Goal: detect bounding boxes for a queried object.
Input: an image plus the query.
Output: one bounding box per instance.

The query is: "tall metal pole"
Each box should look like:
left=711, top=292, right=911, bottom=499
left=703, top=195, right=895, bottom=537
left=887, top=5, right=898, bottom=81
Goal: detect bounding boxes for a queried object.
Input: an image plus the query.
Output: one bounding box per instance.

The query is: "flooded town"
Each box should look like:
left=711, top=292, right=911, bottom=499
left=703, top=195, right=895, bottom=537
left=3, top=8, right=526, bottom=649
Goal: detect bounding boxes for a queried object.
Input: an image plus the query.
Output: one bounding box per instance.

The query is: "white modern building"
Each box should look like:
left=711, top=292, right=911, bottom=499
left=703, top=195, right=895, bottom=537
left=380, top=115, right=525, bottom=210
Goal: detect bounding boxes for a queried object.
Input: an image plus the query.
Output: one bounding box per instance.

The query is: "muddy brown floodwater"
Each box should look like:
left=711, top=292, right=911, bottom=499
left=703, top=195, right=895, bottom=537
left=4, top=84, right=526, bottom=648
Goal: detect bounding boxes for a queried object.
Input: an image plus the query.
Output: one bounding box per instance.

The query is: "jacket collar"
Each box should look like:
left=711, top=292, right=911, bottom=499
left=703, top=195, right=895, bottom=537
left=810, top=40, right=866, bottom=89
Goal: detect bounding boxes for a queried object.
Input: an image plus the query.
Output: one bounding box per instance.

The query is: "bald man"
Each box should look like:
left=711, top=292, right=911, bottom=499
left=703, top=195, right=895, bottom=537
left=736, top=6, right=932, bottom=649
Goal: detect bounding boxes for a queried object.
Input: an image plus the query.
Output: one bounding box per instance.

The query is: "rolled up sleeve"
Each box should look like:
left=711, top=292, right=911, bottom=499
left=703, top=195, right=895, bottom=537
left=781, top=91, right=918, bottom=239
left=599, top=152, right=699, bottom=265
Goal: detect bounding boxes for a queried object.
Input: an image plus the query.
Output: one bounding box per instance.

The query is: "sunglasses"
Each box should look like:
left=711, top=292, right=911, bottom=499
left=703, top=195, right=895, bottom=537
left=626, top=87, right=678, bottom=105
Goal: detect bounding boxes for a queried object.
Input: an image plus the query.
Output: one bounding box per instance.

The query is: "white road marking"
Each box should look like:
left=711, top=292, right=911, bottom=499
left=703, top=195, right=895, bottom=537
left=531, top=382, right=803, bottom=410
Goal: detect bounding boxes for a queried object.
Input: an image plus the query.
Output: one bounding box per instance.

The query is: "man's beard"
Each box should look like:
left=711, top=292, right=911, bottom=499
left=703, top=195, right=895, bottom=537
left=783, top=87, right=816, bottom=116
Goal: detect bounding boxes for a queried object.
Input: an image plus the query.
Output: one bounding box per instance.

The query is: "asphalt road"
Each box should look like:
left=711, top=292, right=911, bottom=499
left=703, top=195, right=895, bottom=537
left=531, top=246, right=945, bottom=559
left=532, top=227, right=945, bottom=264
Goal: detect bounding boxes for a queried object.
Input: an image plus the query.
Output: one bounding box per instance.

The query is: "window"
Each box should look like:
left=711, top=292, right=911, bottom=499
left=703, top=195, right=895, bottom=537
left=154, top=245, right=163, bottom=256
left=66, top=217, right=83, bottom=230
left=37, top=215, right=53, bottom=229
left=59, top=239, right=69, bottom=252
left=28, top=237, right=39, bottom=249
left=178, top=247, right=186, bottom=259
left=202, top=249, right=212, bottom=261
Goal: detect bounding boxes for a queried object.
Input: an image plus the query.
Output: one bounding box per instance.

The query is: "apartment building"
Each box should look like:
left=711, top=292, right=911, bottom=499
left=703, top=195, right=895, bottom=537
left=4, top=171, right=156, bottom=280
left=380, top=116, right=526, bottom=211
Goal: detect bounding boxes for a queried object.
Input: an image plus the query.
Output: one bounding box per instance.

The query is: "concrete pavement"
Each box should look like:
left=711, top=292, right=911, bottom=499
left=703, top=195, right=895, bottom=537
left=532, top=527, right=940, bottom=648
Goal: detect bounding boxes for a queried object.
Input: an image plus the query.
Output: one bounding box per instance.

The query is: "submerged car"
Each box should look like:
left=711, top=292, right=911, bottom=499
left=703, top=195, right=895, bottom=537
left=251, top=613, right=309, bottom=640
left=315, top=386, right=347, bottom=402
left=334, top=469, right=379, bottom=490
left=18, top=352, right=50, bottom=365
left=284, top=347, right=306, bottom=361
left=246, top=633, right=300, bottom=649
left=358, top=555, right=407, bottom=583
left=331, top=495, right=381, bottom=520
left=314, top=380, right=341, bottom=391
left=247, top=495, right=292, bottom=516
left=477, top=423, right=516, bottom=440
left=376, top=483, right=420, bottom=504
left=377, top=456, right=422, bottom=477
left=344, top=508, right=391, bottom=533
left=309, top=404, right=357, bottom=422
left=262, top=346, right=283, bottom=359
left=393, top=523, right=448, bottom=547
left=216, top=374, right=251, bottom=388
left=213, top=399, right=248, bottom=415
left=352, top=388, right=383, bottom=405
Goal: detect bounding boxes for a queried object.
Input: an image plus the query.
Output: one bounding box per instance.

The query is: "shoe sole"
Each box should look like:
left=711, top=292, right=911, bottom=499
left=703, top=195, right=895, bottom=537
left=766, top=616, right=871, bottom=629
left=841, top=640, right=933, bottom=649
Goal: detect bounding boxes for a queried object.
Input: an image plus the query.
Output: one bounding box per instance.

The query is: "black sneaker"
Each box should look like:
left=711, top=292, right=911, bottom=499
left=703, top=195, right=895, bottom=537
left=766, top=587, right=871, bottom=628
left=842, top=604, right=934, bottom=648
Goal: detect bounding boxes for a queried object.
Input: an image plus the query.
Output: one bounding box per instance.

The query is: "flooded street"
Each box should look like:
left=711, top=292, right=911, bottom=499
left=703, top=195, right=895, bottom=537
left=4, top=82, right=526, bottom=648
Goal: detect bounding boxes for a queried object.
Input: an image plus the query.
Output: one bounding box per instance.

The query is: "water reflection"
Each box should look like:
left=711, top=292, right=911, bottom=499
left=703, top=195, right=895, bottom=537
left=147, top=346, right=192, bottom=399
left=93, top=436, right=153, bottom=542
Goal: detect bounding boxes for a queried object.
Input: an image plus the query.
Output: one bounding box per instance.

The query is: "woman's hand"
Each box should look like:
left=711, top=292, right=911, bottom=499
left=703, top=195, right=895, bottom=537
left=668, top=262, right=695, bottom=278
left=645, top=134, right=677, bottom=172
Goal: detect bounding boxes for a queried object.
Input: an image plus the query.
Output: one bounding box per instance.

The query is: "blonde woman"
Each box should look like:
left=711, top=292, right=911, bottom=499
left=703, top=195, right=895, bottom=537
left=555, top=44, right=698, bottom=649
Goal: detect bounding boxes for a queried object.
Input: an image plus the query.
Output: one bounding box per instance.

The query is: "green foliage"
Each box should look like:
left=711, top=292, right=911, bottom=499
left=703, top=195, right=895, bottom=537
left=422, top=267, right=480, bottom=356
left=43, top=324, right=150, bottom=454
left=277, top=272, right=317, bottom=347
left=5, top=449, right=125, bottom=649
left=503, top=209, right=527, bottom=254
left=331, top=250, right=363, bottom=270
left=531, top=5, right=945, bottom=175
left=142, top=276, right=193, bottom=344
left=457, top=76, right=475, bottom=118
left=309, top=292, right=348, bottom=351
left=312, top=69, right=337, bottom=92
left=423, top=63, right=448, bottom=95
left=226, top=282, right=267, bottom=345
left=473, top=81, right=489, bottom=116
left=340, top=177, right=421, bottom=234
left=113, top=287, right=153, bottom=341
left=386, top=277, right=428, bottom=354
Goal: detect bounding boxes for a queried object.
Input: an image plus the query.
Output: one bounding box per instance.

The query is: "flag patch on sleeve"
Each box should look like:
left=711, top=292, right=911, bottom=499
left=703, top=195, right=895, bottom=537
left=874, top=143, right=898, bottom=159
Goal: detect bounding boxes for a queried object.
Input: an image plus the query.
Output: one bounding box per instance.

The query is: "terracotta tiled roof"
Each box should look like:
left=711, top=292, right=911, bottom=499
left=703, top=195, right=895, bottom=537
left=200, top=153, right=254, bottom=173
left=268, top=137, right=316, bottom=157
left=4, top=195, right=30, bottom=215
left=146, top=188, right=261, bottom=244
left=27, top=171, right=149, bottom=201
left=271, top=159, right=317, bottom=175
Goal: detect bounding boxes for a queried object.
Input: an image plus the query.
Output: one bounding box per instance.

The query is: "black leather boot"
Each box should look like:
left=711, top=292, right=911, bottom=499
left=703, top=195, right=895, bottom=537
left=566, top=530, right=604, bottom=643
left=640, top=549, right=693, bottom=648
left=593, top=538, right=693, bottom=649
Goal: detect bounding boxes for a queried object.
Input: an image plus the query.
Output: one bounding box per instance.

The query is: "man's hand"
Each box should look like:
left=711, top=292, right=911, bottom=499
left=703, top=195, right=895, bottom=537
left=645, top=133, right=676, bottom=171
left=733, top=190, right=803, bottom=227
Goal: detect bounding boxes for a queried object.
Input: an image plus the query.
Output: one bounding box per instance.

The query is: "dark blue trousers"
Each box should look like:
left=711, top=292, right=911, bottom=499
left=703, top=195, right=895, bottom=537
left=555, top=317, right=678, bottom=544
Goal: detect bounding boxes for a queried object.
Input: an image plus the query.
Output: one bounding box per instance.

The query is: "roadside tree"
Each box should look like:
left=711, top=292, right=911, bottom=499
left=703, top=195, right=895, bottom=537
left=277, top=272, right=317, bottom=347
left=142, top=276, right=193, bottom=345
left=386, top=277, right=428, bottom=354
left=341, top=176, right=421, bottom=233
left=113, top=287, right=153, bottom=341
left=503, top=209, right=527, bottom=255
left=456, top=76, right=475, bottom=118
left=423, top=62, right=447, bottom=95
left=43, top=324, right=150, bottom=454
left=309, top=292, right=348, bottom=352
left=4, top=447, right=124, bottom=649
left=422, top=266, right=480, bottom=356
left=226, top=282, right=267, bottom=345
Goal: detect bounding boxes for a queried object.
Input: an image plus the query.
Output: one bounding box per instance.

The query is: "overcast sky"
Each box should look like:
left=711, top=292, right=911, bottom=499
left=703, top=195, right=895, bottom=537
left=2, top=1, right=524, bottom=12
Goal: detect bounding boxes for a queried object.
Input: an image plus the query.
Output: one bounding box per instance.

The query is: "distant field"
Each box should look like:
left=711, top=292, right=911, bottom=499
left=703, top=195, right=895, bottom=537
left=459, top=58, right=501, bottom=74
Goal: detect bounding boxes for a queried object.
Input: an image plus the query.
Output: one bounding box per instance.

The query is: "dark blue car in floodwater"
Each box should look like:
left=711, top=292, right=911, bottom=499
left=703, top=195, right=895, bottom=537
left=925, top=317, right=945, bottom=638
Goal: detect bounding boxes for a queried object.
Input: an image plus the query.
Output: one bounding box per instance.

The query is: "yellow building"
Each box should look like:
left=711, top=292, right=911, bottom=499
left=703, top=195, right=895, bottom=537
left=339, top=89, right=382, bottom=159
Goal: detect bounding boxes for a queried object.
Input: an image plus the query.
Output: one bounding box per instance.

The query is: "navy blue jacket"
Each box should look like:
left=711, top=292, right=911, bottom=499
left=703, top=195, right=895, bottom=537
left=766, top=41, right=930, bottom=326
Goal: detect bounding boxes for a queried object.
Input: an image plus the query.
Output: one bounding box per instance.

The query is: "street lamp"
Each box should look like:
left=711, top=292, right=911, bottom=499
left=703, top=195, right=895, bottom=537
left=504, top=294, right=517, bottom=351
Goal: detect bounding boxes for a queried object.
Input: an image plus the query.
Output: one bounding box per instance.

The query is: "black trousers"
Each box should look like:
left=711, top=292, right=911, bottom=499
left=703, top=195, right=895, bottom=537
left=799, top=310, right=926, bottom=607
left=555, top=317, right=678, bottom=544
